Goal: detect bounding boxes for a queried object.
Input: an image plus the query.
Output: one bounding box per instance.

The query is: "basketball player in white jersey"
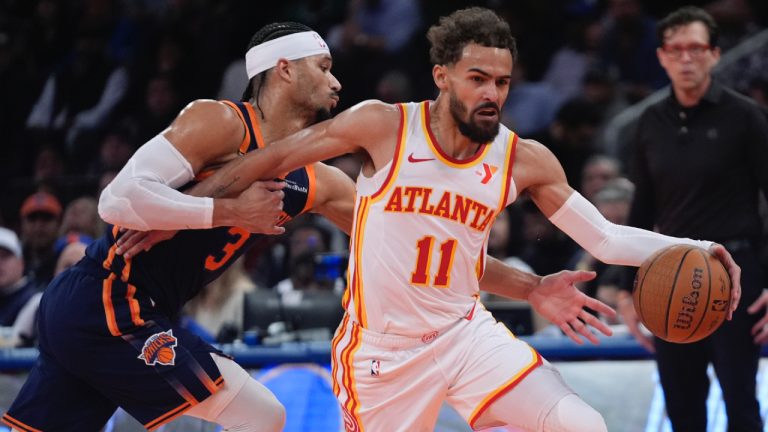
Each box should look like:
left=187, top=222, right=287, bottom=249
left=185, top=7, right=742, bottom=432
left=121, top=10, right=740, bottom=432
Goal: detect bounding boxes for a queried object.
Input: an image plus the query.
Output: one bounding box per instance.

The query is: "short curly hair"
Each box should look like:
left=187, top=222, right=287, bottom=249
left=426, top=7, right=517, bottom=66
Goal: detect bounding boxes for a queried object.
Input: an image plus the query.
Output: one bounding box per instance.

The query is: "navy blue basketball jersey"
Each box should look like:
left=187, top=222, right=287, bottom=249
left=84, top=101, right=316, bottom=317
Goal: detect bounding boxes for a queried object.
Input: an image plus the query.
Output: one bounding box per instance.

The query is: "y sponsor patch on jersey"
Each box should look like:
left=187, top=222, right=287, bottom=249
left=138, top=329, right=178, bottom=366
left=475, top=163, right=498, bottom=184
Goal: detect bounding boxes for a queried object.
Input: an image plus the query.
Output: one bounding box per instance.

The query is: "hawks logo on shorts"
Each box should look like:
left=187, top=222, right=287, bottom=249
left=138, top=330, right=178, bottom=366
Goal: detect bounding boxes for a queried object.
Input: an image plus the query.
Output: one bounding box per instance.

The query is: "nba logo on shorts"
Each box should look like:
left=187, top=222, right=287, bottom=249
left=138, top=329, right=178, bottom=366
left=370, top=359, right=380, bottom=376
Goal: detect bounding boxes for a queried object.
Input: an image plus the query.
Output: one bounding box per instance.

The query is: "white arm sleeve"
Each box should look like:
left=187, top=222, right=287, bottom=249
left=98, top=134, right=214, bottom=230
left=548, top=191, right=712, bottom=267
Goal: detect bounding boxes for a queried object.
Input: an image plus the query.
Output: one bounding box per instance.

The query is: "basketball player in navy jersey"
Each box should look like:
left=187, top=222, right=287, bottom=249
left=1, top=22, right=353, bottom=432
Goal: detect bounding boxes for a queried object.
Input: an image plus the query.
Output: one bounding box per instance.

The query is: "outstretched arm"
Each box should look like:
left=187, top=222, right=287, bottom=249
left=515, top=139, right=741, bottom=317
left=192, top=100, right=399, bottom=200
left=480, top=257, right=615, bottom=345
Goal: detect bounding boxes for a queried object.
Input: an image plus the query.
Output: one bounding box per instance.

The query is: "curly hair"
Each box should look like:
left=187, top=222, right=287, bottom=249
left=241, top=22, right=314, bottom=117
left=657, top=6, right=719, bottom=47
left=426, top=7, right=517, bottom=66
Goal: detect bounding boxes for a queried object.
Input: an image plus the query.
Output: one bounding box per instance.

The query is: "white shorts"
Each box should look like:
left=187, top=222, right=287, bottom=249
left=331, top=307, right=573, bottom=431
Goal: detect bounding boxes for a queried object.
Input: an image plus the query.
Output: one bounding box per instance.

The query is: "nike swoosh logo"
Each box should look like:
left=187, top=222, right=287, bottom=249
left=407, top=153, right=435, bottom=163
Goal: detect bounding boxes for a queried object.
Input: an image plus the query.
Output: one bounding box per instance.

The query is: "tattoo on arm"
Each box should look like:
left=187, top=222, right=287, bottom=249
left=212, top=176, right=240, bottom=198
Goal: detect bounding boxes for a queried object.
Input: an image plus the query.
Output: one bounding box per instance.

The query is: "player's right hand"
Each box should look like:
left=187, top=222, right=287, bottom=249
left=228, top=180, right=286, bottom=234
left=116, top=229, right=178, bottom=258
left=617, top=291, right=655, bottom=353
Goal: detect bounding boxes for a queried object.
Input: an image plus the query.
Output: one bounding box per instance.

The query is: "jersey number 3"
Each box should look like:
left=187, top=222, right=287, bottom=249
left=205, top=227, right=250, bottom=271
left=411, top=236, right=457, bottom=288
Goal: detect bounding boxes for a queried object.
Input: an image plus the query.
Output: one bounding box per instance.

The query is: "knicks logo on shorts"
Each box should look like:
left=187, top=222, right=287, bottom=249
left=138, top=329, right=178, bottom=366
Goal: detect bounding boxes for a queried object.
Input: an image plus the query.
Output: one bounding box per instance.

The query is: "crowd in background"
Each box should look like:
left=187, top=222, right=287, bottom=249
left=2, top=0, right=768, bottom=346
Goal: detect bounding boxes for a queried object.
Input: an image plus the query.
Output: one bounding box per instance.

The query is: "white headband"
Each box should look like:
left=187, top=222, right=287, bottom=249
left=245, top=31, right=330, bottom=79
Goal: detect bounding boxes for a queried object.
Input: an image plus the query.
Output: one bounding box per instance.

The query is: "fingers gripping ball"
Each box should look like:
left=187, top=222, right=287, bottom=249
left=632, top=245, right=731, bottom=343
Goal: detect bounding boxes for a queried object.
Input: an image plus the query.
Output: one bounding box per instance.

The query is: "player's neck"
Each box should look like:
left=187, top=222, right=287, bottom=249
left=252, top=94, right=313, bottom=146
left=430, top=95, right=483, bottom=159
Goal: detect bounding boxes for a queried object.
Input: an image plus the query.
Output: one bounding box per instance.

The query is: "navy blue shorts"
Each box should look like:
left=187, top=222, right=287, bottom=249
left=2, top=265, right=224, bottom=431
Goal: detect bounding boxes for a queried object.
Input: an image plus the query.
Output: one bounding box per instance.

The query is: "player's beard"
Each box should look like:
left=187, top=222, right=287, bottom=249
left=449, top=92, right=500, bottom=144
left=313, top=107, right=332, bottom=124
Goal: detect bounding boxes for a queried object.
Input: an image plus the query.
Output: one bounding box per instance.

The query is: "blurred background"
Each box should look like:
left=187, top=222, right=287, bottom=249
left=1, top=0, right=768, bottom=430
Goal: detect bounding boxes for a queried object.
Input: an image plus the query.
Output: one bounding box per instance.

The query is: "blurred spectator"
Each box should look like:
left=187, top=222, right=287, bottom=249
left=127, top=73, right=183, bottom=143
left=53, top=239, right=89, bottom=276
left=598, top=0, right=668, bottom=102
left=275, top=221, right=340, bottom=294
left=89, top=125, right=137, bottom=175
left=501, top=58, right=565, bottom=137
left=326, top=0, right=422, bottom=108
left=25, top=26, right=129, bottom=160
left=0, top=227, right=43, bottom=348
left=537, top=98, right=602, bottom=188
left=183, top=257, right=257, bottom=343
left=517, top=198, right=578, bottom=276
left=579, top=154, right=622, bottom=202
left=543, top=15, right=603, bottom=101
left=375, top=69, right=413, bottom=103
left=19, top=191, right=62, bottom=285
left=32, top=143, right=67, bottom=184
left=58, top=196, right=102, bottom=239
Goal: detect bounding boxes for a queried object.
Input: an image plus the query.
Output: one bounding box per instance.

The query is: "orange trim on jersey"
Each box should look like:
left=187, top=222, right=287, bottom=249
left=468, top=347, right=543, bottom=427
left=498, top=132, right=519, bottom=211
left=194, top=169, right=216, bottom=182
left=1, top=413, right=43, bottom=432
left=331, top=313, right=351, bottom=396
left=300, top=164, right=317, bottom=214
left=103, top=273, right=121, bottom=336
left=370, top=103, right=408, bottom=202
left=422, top=101, right=491, bottom=168
left=243, top=102, right=266, bottom=150
left=120, top=256, right=132, bottom=282
left=126, top=283, right=145, bottom=327
left=196, top=371, right=221, bottom=395
left=341, top=321, right=365, bottom=431
left=144, top=401, right=192, bottom=431
left=220, top=101, right=251, bottom=154
left=102, top=225, right=121, bottom=270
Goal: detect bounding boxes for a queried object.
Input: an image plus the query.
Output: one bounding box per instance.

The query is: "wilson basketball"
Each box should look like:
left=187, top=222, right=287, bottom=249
left=632, top=245, right=731, bottom=343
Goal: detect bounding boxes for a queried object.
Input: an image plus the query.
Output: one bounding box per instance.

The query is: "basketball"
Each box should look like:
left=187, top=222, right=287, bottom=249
left=157, top=347, right=175, bottom=364
left=632, top=245, right=731, bottom=343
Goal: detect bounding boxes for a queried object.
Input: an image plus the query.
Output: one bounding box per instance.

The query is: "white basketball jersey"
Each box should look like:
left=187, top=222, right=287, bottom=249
left=344, top=101, right=519, bottom=336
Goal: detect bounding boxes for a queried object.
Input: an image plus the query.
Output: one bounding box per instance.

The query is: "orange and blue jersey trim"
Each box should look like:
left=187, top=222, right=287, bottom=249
left=143, top=375, right=224, bottom=431
left=1, top=413, right=43, bottom=432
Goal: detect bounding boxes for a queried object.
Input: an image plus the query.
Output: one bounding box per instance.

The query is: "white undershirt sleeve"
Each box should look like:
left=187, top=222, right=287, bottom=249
left=548, top=191, right=712, bottom=267
left=98, top=134, right=214, bottom=231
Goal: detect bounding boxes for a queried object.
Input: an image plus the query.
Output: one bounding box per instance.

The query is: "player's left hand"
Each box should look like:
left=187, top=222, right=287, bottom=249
left=116, top=228, right=178, bottom=258
left=747, top=289, right=768, bottom=344
left=528, top=270, right=616, bottom=345
left=709, top=243, right=741, bottom=320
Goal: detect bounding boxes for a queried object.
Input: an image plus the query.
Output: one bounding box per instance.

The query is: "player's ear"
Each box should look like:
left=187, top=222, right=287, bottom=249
left=274, top=58, right=293, bottom=82
left=433, top=64, right=448, bottom=90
